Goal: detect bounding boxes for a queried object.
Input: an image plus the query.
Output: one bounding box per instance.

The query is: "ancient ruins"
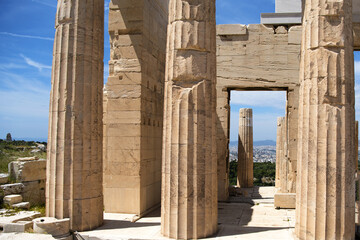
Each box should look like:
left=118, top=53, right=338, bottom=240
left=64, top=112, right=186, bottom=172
left=44, top=0, right=359, bottom=239
left=237, top=109, right=254, bottom=188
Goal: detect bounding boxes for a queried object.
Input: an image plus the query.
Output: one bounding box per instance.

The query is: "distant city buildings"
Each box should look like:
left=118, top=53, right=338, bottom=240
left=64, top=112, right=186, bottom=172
left=229, top=145, right=276, bottom=163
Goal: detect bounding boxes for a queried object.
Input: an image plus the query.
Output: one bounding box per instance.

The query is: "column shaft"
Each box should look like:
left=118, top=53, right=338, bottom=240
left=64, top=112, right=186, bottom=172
left=46, top=0, right=104, bottom=231
left=276, top=117, right=286, bottom=190
left=356, top=121, right=358, bottom=171
left=161, top=0, right=217, bottom=239
left=237, top=108, right=253, bottom=188
left=296, top=0, right=355, bottom=239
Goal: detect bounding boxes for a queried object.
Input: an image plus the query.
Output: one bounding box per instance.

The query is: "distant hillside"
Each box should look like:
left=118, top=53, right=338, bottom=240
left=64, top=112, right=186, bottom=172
left=229, top=140, right=276, bottom=147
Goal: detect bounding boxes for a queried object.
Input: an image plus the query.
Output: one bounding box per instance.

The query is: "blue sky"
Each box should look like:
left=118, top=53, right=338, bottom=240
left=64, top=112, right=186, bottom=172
left=0, top=0, right=358, bottom=142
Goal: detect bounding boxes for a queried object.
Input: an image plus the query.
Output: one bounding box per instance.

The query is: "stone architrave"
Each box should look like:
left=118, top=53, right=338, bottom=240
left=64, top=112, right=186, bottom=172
left=46, top=0, right=104, bottom=231
left=296, top=0, right=355, bottom=239
left=161, top=0, right=217, bottom=239
left=237, top=108, right=253, bottom=188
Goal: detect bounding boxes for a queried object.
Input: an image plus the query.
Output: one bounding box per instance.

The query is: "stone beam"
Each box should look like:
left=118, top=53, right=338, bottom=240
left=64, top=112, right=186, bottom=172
left=161, top=0, right=218, bottom=239
left=237, top=109, right=254, bottom=188
left=296, top=0, right=355, bottom=239
left=46, top=0, right=104, bottom=231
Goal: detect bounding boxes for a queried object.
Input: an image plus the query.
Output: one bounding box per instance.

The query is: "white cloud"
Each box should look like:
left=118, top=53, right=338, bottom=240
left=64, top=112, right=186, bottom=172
left=0, top=32, right=53, bottom=41
left=0, top=63, right=27, bottom=70
left=31, top=0, right=57, bottom=8
left=355, top=61, right=360, bottom=76
left=0, top=70, right=50, bottom=140
left=231, top=91, right=286, bottom=110
left=20, top=54, right=52, bottom=72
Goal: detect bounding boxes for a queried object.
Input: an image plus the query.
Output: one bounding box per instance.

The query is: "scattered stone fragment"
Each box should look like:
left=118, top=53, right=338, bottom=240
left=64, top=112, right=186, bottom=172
left=274, top=193, right=296, bottom=209
left=3, top=221, right=32, bottom=233
left=11, top=202, right=30, bottom=210
left=0, top=233, right=56, bottom=240
left=17, top=157, right=39, bottom=161
left=4, top=195, right=22, bottom=205
left=33, top=217, right=70, bottom=238
left=1, top=183, right=24, bottom=195
left=0, top=211, right=41, bottom=228
left=8, top=159, right=46, bottom=182
left=0, top=173, right=9, bottom=184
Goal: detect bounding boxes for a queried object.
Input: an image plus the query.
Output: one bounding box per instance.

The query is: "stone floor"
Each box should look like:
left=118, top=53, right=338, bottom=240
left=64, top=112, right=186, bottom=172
left=79, top=187, right=296, bottom=240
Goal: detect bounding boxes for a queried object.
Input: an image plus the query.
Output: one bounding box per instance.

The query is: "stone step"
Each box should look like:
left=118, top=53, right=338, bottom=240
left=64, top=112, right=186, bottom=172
left=4, top=194, right=23, bottom=205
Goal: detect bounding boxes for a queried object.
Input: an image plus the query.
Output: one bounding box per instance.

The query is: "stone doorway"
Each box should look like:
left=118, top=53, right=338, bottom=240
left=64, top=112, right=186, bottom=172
left=227, top=90, right=286, bottom=190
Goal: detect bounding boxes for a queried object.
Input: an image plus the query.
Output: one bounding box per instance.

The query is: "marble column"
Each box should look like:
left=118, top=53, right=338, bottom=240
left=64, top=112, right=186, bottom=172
left=275, top=117, right=285, bottom=190
left=237, top=108, right=253, bottom=188
left=356, top=121, right=358, bottom=171
left=46, top=0, right=104, bottom=231
left=161, top=0, right=217, bottom=239
left=296, top=0, right=355, bottom=239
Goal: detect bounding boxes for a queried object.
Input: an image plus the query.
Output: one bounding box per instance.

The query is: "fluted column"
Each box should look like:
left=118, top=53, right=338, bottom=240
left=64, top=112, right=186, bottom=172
left=237, top=109, right=253, bottom=188
left=356, top=121, right=358, bottom=171
left=275, top=116, right=289, bottom=193
left=296, top=0, right=355, bottom=239
left=161, top=0, right=217, bottom=239
left=46, top=0, right=104, bottom=231
left=275, top=117, right=285, bottom=190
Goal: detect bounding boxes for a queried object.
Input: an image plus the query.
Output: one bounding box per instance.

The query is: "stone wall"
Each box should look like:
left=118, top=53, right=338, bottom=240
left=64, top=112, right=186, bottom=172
left=9, top=158, right=46, bottom=205
left=104, top=0, right=168, bottom=215
left=216, top=24, right=302, bottom=200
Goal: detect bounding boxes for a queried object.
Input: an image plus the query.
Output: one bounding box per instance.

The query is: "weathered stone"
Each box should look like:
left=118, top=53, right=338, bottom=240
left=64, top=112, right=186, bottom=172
left=295, top=0, right=355, bottom=239
left=8, top=159, right=46, bottom=182
left=161, top=0, right=217, bottom=239
left=275, top=26, right=287, bottom=34
left=1, top=183, right=24, bottom=195
left=46, top=0, right=104, bottom=231
left=275, top=117, right=289, bottom=193
left=356, top=121, right=358, bottom=171
left=0, top=173, right=9, bottom=184
left=217, top=24, right=247, bottom=36
left=22, top=180, right=45, bottom=206
left=103, top=0, right=168, bottom=215
left=0, top=211, right=41, bottom=229
left=3, top=221, right=33, bottom=233
left=4, top=195, right=22, bottom=205
left=33, top=217, right=70, bottom=238
left=17, top=157, right=38, bottom=161
left=274, top=193, right=296, bottom=209
left=237, top=109, right=253, bottom=188
left=11, top=202, right=30, bottom=210
left=216, top=23, right=300, bottom=200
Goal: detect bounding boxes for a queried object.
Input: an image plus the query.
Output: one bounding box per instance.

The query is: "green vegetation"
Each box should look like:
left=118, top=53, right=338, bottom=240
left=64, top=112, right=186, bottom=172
left=29, top=205, right=46, bottom=216
left=0, top=139, right=47, bottom=173
left=229, top=160, right=276, bottom=186
left=253, top=162, right=275, bottom=186
left=229, top=160, right=238, bottom=185
left=0, top=204, right=45, bottom=217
